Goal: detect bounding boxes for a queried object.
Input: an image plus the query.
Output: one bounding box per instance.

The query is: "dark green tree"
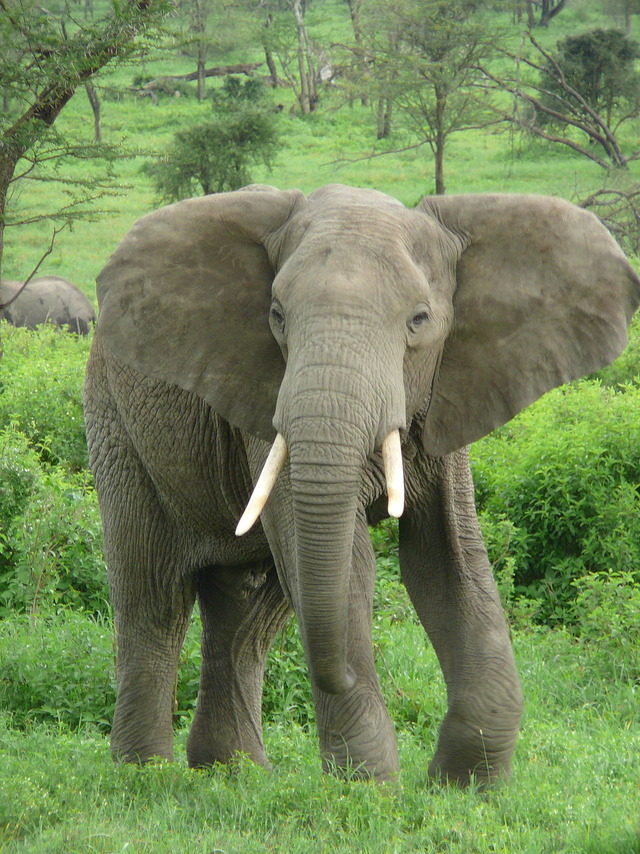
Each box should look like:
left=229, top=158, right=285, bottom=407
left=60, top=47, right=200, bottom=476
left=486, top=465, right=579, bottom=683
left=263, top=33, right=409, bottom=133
left=540, top=29, right=640, bottom=128
left=481, top=33, right=639, bottom=170
left=144, top=78, right=281, bottom=200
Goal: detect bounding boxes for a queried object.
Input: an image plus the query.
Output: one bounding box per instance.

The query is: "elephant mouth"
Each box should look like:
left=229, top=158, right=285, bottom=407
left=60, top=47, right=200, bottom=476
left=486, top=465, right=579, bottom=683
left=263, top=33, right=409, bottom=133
left=235, top=428, right=405, bottom=536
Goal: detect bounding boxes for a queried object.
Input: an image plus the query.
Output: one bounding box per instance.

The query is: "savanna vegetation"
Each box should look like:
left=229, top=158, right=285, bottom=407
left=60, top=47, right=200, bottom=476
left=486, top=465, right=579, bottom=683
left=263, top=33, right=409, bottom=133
left=1, top=0, right=640, bottom=851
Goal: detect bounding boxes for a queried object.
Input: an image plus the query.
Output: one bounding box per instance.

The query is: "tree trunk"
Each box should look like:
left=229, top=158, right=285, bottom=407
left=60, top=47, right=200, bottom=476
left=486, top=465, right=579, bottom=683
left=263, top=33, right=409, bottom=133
left=434, top=85, right=446, bottom=195
left=293, top=0, right=312, bottom=113
left=85, top=83, right=102, bottom=142
left=197, top=55, right=206, bottom=100
left=376, top=98, right=392, bottom=139
left=526, top=0, right=536, bottom=28
left=346, top=0, right=368, bottom=106
left=265, top=49, right=279, bottom=86
left=434, top=142, right=445, bottom=195
left=539, top=0, right=568, bottom=27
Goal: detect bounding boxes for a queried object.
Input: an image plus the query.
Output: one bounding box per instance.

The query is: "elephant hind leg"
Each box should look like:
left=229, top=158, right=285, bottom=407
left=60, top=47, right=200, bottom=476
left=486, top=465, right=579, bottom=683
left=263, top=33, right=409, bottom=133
left=187, top=559, right=291, bottom=769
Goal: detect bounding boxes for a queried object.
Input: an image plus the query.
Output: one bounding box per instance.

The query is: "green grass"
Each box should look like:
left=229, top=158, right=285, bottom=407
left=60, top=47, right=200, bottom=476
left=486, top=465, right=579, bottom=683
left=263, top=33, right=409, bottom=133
left=1, top=626, right=638, bottom=854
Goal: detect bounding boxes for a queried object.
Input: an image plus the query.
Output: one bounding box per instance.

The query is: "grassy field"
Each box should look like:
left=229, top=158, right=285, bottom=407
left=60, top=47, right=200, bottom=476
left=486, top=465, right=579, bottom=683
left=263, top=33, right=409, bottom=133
left=1, top=624, right=639, bottom=854
left=2, top=2, right=640, bottom=852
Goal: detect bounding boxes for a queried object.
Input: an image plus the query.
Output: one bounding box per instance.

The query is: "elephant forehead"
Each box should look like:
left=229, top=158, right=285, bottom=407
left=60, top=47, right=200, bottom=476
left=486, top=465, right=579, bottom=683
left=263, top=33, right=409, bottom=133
left=273, top=241, right=430, bottom=309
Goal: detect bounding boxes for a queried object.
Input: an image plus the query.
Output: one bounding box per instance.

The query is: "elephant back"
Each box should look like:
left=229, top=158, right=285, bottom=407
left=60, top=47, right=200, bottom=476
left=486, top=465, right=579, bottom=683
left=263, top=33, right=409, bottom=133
left=0, top=276, right=96, bottom=335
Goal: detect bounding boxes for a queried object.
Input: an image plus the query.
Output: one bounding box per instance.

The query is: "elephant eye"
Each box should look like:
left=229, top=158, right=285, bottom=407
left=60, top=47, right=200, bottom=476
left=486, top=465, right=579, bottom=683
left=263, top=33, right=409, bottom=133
left=270, top=302, right=285, bottom=334
left=408, top=309, right=429, bottom=334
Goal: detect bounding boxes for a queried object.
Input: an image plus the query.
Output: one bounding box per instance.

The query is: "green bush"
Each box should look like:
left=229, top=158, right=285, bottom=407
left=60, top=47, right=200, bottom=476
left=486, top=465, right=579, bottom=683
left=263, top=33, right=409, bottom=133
left=0, top=426, right=108, bottom=617
left=0, top=323, right=90, bottom=471
left=591, top=312, right=640, bottom=389
left=143, top=77, right=281, bottom=201
left=0, top=610, right=115, bottom=731
left=471, top=380, right=640, bottom=623
left=571, top=570, right=640, bottom=682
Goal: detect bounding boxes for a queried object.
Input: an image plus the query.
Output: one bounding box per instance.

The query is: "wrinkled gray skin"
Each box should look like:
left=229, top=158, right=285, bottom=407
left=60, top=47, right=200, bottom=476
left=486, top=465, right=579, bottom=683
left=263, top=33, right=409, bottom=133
left=84, top=184, right=640, bottom=786
left=0, top=276, right=96, bottom=335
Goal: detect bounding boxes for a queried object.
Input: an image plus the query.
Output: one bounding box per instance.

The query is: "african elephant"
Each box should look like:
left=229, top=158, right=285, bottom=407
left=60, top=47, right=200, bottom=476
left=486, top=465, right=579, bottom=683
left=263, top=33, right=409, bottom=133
left=0, top=275, right=95, bottom=334
left=83, top=184, right=640, bottom=786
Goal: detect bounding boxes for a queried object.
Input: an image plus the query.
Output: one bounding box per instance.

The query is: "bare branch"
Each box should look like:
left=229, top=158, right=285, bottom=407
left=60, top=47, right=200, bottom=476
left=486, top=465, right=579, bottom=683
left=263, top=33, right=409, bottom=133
left=478, top=32, right=637, bottom=170
left=326, top=140, right=430, bottom=168
left=0, top=224, right=68, bottom=312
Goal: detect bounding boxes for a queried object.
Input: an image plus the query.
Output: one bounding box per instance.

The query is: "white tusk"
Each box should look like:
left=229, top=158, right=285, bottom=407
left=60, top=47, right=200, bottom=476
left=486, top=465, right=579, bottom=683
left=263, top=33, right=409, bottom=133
left=236, top=433, right=288, bottom=536
left=382, top=429, right=405, bottom=518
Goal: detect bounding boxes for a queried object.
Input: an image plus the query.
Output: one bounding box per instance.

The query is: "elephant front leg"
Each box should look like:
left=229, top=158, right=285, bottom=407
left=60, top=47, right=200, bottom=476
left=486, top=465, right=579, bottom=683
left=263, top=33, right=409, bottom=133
left=186, top=559, right=291, bottom=769
left=108, top=554, right=196, bottom=764
left=400, top=448, right=523, bottom=787
left=311, top=512, right=400, bottom=782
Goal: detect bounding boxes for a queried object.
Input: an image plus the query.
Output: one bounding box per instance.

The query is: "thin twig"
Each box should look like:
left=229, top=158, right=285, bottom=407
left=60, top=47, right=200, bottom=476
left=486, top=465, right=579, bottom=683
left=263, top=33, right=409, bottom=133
left=0, top=223, right=68, bottom=311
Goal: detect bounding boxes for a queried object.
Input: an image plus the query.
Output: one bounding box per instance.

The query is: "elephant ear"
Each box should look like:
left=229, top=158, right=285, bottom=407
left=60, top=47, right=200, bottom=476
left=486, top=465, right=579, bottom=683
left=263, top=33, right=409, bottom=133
left=96, top=186, right=305, bottom=441
left=418, top=194, right=640, bottom=457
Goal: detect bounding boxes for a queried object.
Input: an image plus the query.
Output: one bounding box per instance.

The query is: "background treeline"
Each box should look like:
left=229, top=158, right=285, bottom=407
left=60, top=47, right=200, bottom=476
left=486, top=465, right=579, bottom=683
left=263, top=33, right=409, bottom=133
left=1, top=1, right=639, bottom=851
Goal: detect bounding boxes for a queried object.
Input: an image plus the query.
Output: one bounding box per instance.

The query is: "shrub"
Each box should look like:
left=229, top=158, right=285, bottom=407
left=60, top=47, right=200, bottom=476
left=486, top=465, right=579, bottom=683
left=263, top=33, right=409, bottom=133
left=0, top=426, right=108, bottom=617
left=143, top=77, right=280, bottom=201
left=471, top=381, right=640, bottom=624
left=0, top=610, right=116, bottom=731
left=571, top=570, right=640, bottom=682
left=0, top=323, right=90, bottom=472
left=591, top=312, right=640, bottom=389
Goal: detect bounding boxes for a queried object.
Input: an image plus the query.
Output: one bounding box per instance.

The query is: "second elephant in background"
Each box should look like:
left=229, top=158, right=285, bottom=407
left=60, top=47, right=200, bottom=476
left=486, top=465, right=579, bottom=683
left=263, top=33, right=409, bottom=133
left=0, top=276, right=95, bottom=335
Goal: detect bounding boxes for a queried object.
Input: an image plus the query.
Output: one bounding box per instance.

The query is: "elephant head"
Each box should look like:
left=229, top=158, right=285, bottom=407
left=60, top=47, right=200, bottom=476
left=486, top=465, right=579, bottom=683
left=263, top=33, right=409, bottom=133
left=95, top=183, right=640, bottom=695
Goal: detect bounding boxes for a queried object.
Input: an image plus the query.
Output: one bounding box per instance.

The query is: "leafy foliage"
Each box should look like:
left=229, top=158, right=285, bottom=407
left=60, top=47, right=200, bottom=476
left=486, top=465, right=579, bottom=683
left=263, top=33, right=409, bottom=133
left=0, top=0, right=172, bottom=280
left=571, top=569, right=640, bottom=682
left=471, top=381, right=640, bottom=623
left=0, top=324, right=90, bottom=471
left=0, top=326, right=106, bottom=618
left=0, top=611, right=115, bottom=731
left=0, top=426, right=107, bottom=618
left=539, top=28, right=640, bottom=127
left=143, top=77, right=281, bottom=200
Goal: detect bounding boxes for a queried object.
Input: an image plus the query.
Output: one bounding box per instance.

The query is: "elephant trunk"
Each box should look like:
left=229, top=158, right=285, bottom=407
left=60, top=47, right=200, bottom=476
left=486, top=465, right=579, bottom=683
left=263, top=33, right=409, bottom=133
left=241, top=331, right=407, bottom=696
left=288, top=437, right=365, bottom=695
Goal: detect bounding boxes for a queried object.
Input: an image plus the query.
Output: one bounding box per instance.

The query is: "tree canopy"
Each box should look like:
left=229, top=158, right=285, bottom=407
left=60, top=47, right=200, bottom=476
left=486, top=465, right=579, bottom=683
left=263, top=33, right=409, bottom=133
left=354, top=0, right=496, bottom=194
left=540, top=28, right=640, bottom=127
left=0, top=0, right=171, bottom=283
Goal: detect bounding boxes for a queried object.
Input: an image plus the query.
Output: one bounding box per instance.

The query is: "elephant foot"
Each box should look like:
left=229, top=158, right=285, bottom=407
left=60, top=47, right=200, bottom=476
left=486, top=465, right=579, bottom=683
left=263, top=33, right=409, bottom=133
left=186, top=718, right=270, bottom=771
left=316, top=686, right=400, bottom=783
left=321, top=748, right=399, bottom=783
left=110, top=729, right=174, bottom=765
left=428, top=711, right=519, bottom=789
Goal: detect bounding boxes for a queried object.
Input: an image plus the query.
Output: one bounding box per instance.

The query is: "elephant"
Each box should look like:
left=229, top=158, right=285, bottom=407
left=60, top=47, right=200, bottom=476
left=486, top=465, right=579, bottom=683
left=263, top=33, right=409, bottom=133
left=0, top=275, right=96, bottom=334
left=83, top=183, right=640, bottom=786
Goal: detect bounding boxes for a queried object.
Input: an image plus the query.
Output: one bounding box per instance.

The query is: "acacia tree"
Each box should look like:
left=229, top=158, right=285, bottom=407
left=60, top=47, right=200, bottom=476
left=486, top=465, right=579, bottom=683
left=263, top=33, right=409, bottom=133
left=179, top=0, right=241, bottom=100
left=539, top=29, right=640, bottom=128
left=356, top=0, right=496, bottom=194
left=0, top=0, right=170, bottom=286
left=481, top=33, right=640, bottom=169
